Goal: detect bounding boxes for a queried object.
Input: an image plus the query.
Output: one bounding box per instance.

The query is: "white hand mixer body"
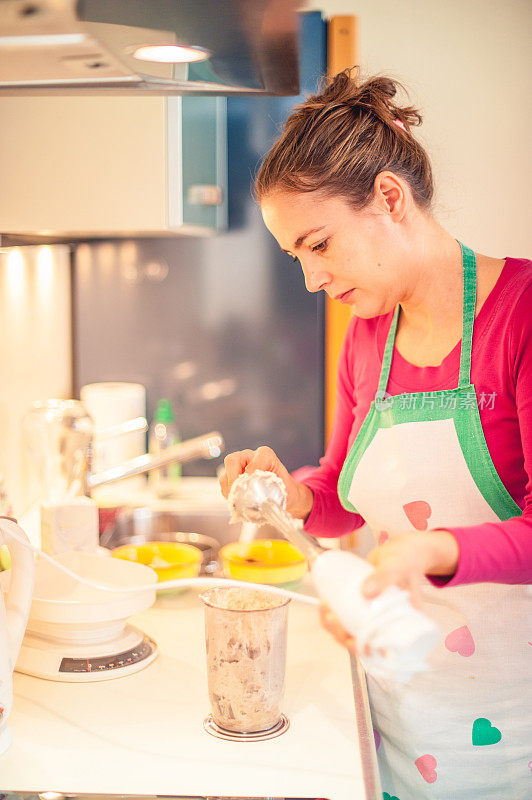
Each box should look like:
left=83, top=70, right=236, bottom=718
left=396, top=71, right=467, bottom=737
left=0, top=517, right=35, bottom=755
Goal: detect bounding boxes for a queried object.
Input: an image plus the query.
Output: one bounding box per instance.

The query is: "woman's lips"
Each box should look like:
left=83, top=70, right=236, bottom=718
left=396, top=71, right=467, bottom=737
left=335, top=289, right=356, bottom=303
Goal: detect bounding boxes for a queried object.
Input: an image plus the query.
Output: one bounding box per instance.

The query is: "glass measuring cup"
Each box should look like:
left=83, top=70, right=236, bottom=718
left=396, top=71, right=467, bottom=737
left=200, top=587, right=290, bottom=733
left=21, top=400, right=93, bottom=503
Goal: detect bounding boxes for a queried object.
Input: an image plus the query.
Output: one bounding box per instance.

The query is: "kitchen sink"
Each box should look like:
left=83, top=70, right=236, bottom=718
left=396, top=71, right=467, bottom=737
left=100, top=504, right=281, bottom=560
left=97, top=477, right=282, bottom=575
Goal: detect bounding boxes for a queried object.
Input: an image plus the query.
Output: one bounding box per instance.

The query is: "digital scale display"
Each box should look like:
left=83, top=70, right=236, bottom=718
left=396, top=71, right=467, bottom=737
left=59, top=635, right=156, bottom=673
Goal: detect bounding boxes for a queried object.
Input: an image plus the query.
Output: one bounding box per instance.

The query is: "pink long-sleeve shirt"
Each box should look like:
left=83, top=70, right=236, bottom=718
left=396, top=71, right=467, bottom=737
left=297, top=256, right=532, bottom=587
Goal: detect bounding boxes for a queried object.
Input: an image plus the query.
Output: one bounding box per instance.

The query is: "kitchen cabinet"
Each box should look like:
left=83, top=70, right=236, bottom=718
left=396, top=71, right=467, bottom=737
left=0, top=94, right=226, bottom=237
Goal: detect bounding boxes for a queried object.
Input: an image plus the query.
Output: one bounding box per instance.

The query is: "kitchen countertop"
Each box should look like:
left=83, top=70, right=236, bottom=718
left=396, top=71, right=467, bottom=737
left=1, top=577, right=380, bottom=799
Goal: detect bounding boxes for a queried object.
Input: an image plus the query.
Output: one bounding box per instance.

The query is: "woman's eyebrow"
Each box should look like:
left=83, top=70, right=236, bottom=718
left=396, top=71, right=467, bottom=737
left=281, top=226, right=326, bottom=253
left=293, top=226, right=326, bottom=249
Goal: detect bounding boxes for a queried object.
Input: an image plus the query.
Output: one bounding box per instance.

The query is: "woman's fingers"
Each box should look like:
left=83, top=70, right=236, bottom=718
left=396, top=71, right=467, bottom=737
left=361, top=568, right=399, bottom=599
left=362, top=566, right=422, bottom=609
left=219, top=446, right=288, bottom=499
left=319, top=605, right=358, bottom=655
left=320, top=605, right=344, bottom=639
left=408, top=580, right=423, bottom=610
left=219, top=449, right=255, bottom=498
left=362, top=536, right=423, bottom=601
left=218, top=470, right=229, bottom=499
left=245, top=445, right=281, bottom=473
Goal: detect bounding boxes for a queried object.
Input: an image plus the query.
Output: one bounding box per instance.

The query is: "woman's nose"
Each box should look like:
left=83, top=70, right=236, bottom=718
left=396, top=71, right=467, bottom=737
left=302, top=264, right=332, bottom=293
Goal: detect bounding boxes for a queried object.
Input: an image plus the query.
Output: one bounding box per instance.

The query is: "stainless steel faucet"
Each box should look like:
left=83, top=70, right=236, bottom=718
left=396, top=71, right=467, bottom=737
left=22, top=399, right=224, bottom=500
left=85, top=431, right=224, bottom=495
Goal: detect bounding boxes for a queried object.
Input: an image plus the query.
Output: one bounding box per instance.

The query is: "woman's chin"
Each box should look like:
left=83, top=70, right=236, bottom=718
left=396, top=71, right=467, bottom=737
left=351, top=302, right=384, bottom=320
left=349, top=293, right=393, bottom=320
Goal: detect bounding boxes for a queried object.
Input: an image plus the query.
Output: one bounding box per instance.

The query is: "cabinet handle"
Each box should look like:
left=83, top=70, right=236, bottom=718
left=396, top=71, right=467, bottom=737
left=187, top=184, right=224, bottom=206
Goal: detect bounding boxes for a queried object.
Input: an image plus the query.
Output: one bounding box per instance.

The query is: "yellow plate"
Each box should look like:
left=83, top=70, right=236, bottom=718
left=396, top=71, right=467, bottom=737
left=112, top=541, right=202, bottom=585
left=220, top=538, right=307, bottom=586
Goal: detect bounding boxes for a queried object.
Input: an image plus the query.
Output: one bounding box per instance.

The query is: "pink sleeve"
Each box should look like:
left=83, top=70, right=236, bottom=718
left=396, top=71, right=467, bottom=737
left=432, top=284, right=532, bottom=587
left=293, top=318, right=365, bottom=538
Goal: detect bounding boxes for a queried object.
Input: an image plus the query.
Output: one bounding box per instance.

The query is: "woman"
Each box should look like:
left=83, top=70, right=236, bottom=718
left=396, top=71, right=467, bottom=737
left=219, top=71, right=531, bottom=799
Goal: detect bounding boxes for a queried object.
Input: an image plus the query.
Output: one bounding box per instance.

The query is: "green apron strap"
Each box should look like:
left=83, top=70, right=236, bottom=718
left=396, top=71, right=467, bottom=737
left=377, top=305, right=400, bottom=395
left=457, top=241, right=477, bottom=389
left=377, top=242, right=477, bottom=394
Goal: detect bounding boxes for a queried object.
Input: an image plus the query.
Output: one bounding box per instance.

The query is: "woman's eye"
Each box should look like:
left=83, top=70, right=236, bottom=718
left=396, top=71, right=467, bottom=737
left=312, top=239, right=329, bottom=254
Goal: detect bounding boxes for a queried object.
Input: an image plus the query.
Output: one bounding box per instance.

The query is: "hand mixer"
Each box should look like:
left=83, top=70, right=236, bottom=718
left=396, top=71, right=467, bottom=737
left=229, top=470, right=441, bottom=681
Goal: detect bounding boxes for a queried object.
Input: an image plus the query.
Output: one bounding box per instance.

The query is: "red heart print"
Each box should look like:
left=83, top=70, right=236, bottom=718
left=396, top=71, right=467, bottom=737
left=415, top=754, right=437, bottom=783
left=378, top=530, right=389, bottom=545
left=445, top=625, right=475, bottom=657
left=403, top=500, right=432, bottom=530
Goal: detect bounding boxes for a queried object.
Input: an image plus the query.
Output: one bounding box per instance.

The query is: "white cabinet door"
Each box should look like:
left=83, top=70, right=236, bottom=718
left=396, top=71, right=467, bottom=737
left=0, top=95, right=226, bottom=237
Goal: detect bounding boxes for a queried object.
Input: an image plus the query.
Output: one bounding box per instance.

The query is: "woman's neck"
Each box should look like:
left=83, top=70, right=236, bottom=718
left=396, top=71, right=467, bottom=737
left=398, top=220, right=464, bottom=336
left=392, top=216, right=505, bottom=367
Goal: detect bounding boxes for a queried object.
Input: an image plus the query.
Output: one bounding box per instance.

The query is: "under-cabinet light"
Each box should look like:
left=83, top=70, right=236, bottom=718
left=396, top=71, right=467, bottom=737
left=132, top=44, right=210, bottom=64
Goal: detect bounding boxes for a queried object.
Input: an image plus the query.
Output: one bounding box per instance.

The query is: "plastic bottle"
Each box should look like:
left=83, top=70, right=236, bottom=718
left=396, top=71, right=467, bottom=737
left=148, top=399, right=182, bottom=497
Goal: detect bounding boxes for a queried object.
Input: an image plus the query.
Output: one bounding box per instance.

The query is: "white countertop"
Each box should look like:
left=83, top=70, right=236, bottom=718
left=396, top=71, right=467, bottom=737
left=1, top=579, right=375, bottom=799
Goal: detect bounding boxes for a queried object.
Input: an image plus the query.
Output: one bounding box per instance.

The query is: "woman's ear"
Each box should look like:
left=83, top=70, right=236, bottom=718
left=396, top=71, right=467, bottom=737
left=373, top=171, right=409, bottom=221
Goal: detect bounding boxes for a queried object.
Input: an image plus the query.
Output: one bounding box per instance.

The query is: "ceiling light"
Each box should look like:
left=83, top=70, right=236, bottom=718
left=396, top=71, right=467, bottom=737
left=132, top=44, right=210, bottom=64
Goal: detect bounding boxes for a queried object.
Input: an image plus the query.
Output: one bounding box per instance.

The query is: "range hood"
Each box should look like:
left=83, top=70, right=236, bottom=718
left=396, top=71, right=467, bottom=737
left=0, top=0, right=301, bottom=96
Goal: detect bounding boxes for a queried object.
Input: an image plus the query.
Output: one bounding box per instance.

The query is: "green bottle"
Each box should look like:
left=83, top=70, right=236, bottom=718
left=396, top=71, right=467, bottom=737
left=148, top=398, right=182, bottom=497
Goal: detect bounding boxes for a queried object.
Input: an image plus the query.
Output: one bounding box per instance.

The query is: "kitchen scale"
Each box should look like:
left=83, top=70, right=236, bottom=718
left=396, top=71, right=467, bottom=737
left=14, top=550, right=159, bottom=682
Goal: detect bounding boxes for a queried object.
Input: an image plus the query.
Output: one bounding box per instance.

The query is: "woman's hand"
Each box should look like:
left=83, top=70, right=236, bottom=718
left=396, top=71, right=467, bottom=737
left=361, top=530, right=459, bottom=604
left=319, top=530, right=459, bottom=655
left=320, top=605, right=359, bottom=656
left=218, top=445, right=314, bottom=521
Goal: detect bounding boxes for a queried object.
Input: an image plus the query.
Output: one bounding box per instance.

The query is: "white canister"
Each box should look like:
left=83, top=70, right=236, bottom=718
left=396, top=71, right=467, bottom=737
left=80, top=382, right=147, bottom=496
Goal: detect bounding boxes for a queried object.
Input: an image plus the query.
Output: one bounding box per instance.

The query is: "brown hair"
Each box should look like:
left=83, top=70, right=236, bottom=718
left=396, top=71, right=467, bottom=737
left=255, top=69, right=433, bottom=210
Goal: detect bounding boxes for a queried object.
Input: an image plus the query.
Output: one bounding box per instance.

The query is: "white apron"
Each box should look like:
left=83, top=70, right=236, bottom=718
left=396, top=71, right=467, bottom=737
left=337, top=243, right=531, bottom=799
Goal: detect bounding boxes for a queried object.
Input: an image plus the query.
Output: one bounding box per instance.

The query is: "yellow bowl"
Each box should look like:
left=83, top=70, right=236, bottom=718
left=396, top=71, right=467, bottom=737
left=220, top=538, right=307, bottom=588
left=0, top=544, right=11, bottom=572
left=112, top=541, right=202, bottom=588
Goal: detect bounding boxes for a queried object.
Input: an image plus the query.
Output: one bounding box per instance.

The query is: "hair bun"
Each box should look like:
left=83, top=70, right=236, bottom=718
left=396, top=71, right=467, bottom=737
left=311, top=69, right=423, bottom=132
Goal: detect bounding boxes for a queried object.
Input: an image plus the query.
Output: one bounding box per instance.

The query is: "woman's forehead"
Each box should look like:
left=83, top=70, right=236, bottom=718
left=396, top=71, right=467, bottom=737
left=262, top=191, right=349, bottom=225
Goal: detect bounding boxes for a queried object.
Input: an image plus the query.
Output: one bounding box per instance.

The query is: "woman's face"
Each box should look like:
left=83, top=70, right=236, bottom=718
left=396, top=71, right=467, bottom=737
left=260, top=189, right=411, bottom=319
